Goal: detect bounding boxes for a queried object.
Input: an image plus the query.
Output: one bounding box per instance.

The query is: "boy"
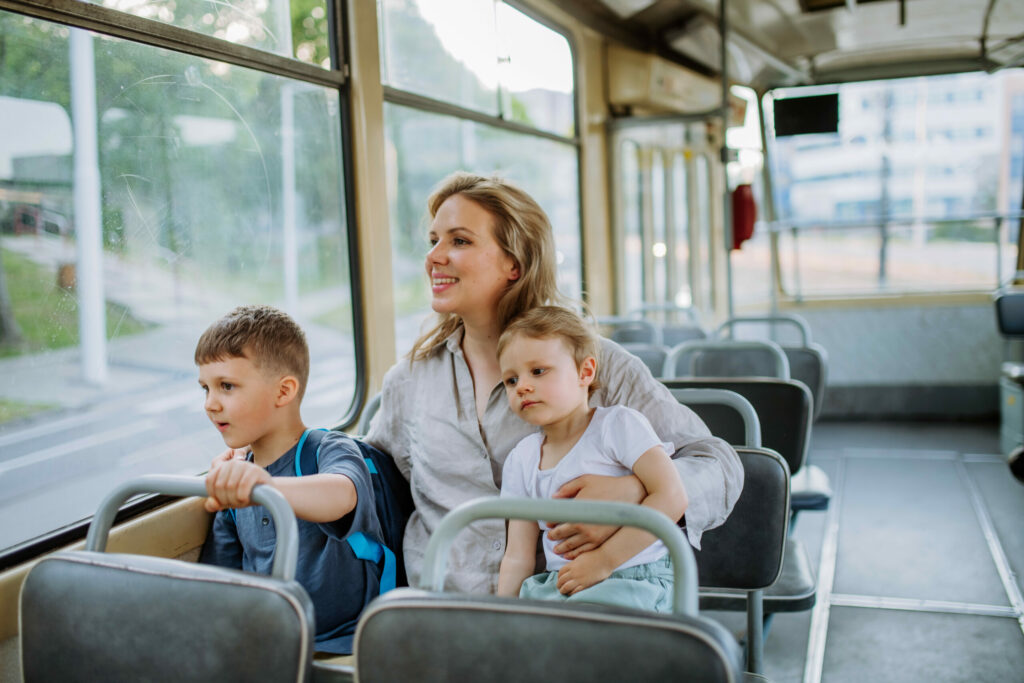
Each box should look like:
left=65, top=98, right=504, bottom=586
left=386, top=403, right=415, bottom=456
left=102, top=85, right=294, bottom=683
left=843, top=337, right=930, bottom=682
left=496, top=306, right=688, bottom=612
left=196, top=304, right=382, bottom=655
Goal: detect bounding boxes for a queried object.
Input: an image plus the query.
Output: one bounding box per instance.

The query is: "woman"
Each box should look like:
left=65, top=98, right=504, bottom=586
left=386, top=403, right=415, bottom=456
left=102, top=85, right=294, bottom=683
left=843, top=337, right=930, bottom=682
left=364, top=172, right=743, bottom=594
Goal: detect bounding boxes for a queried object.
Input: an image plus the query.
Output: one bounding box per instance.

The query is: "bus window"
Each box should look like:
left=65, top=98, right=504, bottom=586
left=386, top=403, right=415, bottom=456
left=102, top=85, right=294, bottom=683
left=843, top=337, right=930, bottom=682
left=768, top=70, right=1024, bottom=297
left=694, top=153, right=714, bottom=312
left=383, top=104, right=581, bottom=354
left=618, top=139, right=643, bottom=314
left=76, top=0, right=333, bottom=66
left=670, top=152, right=692, bottom=309
left=378, top=1, right=581, bottom=357
left=651, top=149, right=667, bottom=307
left=0, top=12, right=356, bottom=552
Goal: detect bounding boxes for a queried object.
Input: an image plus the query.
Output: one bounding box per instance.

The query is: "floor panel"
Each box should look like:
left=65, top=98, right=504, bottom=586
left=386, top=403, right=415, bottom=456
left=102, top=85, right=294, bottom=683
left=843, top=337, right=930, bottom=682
left=821, top=606, right=1024, bottom=682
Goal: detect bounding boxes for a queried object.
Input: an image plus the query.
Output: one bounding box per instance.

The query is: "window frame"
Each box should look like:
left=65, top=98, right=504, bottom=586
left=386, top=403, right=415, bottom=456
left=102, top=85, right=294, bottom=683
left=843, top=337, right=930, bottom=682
left=0, top=0, right=366, bottom=567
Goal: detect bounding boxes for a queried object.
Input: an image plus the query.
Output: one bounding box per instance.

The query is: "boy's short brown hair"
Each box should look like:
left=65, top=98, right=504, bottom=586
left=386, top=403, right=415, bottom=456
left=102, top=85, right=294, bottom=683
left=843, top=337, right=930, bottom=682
left=497, top=306, right=601, bottom=394
left=195, top=305, right=310, bottom=400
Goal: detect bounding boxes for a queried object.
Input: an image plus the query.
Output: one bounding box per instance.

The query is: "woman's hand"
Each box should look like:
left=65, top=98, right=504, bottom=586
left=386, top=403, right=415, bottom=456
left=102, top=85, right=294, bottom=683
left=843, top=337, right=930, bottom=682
left=546, top=474, right=646, bottom=559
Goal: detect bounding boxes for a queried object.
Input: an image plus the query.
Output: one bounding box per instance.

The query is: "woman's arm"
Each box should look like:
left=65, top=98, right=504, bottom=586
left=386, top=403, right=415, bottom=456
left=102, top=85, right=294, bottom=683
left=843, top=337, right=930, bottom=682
left=497, top=520, right=541, bottom=597
left=551, top=340, right=743, bottom=551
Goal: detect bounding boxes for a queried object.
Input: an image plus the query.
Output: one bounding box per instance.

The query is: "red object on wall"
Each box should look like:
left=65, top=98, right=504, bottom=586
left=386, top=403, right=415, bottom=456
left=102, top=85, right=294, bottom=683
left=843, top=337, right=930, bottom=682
left=732, top=184, right=756, bottom=249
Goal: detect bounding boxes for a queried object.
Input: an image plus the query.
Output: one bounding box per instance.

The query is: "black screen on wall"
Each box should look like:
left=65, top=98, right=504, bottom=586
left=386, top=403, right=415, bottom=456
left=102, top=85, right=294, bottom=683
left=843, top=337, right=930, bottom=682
left=773, top=94, right=839, bottom=136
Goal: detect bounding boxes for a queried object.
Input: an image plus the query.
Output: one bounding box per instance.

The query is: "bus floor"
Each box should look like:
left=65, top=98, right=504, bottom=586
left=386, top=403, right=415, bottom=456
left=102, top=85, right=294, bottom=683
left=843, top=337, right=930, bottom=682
left=703, top=419, right=1024, bottom=683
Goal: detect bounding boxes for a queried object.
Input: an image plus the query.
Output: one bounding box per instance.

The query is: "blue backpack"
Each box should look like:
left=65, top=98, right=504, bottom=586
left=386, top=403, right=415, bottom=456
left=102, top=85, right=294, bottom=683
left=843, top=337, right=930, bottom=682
left=292, top=428, right=413, bottom=592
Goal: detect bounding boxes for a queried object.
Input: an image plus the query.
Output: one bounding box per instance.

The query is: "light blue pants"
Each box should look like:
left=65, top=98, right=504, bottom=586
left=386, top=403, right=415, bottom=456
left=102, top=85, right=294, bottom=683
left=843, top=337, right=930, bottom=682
left=518, top=556, right=674, bottom=613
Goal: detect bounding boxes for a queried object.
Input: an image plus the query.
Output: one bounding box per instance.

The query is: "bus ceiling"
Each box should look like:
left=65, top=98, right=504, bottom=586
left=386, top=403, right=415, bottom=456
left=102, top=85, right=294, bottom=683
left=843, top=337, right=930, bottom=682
left=554, top=0, right=1024, bottom=90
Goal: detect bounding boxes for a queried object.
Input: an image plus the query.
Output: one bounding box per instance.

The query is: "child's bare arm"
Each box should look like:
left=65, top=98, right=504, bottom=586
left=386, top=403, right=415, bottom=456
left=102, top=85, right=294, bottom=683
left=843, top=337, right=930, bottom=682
left=556, top=446, right=687, bottom=595
left=204, top=459, right=357, bottom=523
left=497, top=520, right=541, bottom=597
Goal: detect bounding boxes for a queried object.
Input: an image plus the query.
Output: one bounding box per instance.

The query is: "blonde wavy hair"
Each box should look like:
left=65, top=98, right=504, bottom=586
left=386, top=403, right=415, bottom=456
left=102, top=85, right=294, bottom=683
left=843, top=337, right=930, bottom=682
left=410, top=171, right=568, bottom=361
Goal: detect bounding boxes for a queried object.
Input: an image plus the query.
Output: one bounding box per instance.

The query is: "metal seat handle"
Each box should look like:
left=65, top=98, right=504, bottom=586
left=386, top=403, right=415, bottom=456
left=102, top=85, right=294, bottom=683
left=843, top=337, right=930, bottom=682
left=667, top=387, right=762, bottom=448
left=84, top=474, right=299, bottom=581
left=420, top=497, right=698, bottom=616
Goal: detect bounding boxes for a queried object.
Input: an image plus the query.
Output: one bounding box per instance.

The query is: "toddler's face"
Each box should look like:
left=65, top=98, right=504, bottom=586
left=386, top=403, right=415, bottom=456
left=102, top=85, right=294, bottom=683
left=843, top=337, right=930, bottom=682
left=499, top=334, right=591, bottom=427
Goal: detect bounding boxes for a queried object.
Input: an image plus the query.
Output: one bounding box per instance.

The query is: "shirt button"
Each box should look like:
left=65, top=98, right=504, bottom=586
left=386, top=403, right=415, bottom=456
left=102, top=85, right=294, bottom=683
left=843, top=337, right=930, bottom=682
left=492, top=540, right=502, bottom=551
left=262, top=518, right=270, bottom=526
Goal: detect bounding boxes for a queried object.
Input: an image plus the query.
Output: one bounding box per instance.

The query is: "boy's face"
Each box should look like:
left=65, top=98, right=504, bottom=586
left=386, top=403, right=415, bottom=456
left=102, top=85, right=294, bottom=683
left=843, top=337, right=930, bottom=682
left=198, top=354, right=281, bottom=450
left=499, top=333, right=594, bottom=428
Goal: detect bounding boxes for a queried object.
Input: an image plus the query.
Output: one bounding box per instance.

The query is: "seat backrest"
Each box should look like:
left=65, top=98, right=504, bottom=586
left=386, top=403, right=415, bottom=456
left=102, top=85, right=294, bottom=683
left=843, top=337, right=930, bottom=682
left=662, top=323, right=708, bottom=347
left=355, top=590, right=742, bottom=683
left=664, top=339, right=791, bottom=380
left=783, top=343, right=828, bottom=420
left=662, top=377, right=812, bottom=476
left=358, top=391, right=383, bottom=435
left=20, top=475, right=315, bottom=683
left=620, top=342, right=670, bottom=378
left=354, top=497, right=742, bottom=683
left=597, top=316, right=660, bottom=345
left=715, top=314, right=812, bottom=347
left=693, top=447, right=790, bottom=590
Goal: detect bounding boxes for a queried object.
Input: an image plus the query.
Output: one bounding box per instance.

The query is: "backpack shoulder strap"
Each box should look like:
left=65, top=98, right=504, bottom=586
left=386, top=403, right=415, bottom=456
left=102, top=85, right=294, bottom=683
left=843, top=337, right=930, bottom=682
left=293, top=428, right=329, bottom=477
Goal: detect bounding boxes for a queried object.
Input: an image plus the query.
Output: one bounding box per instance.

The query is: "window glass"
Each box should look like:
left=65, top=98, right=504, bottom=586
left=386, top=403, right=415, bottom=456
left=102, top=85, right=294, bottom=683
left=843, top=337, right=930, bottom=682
left=670, top=152, right=692, bottom=308
left=650, top=150, right=666, bottom=306
left=694, top=154, right=713, bottom=311
left=0, top=15, right=354, bottom=551
left=768, top=70, right=1024, bottom=295
left=383, top=103, right=581, bottom=356
left=619, top=140, right=643, bottom=314
left=379, top=0, right=499, bottom=115
left=83, top=0, right=332, bottom=67
left=495, top=3, right=575, bottom=137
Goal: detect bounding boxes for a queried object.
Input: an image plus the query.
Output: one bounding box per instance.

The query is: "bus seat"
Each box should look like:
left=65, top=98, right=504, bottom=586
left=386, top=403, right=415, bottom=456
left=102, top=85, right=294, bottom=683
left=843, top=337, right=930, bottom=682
left=782, top=344, right=828, bottom=421
left=662, top=323, right=709, bottom=347
left=353, top=498, right=744, bottom=683
left=620, top=342, right=670, bottom=377
left=664, top=340, right=791, bottom=380
left=664, top=377, right=828, bottom=515
left=597, top=316, right=661, bottom=345
left=715, top=315, right=828, bottom=421
left=358, top=392, right=382, bottom=435
left=20, top=476, right=315, bottom=683
left=666, top=388, right=790, bottom=675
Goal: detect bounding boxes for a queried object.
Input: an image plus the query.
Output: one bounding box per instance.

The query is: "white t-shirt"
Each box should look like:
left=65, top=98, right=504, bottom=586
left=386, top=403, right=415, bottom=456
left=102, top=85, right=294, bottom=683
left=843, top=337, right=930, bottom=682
left=500, top=405, right=676, bottom=572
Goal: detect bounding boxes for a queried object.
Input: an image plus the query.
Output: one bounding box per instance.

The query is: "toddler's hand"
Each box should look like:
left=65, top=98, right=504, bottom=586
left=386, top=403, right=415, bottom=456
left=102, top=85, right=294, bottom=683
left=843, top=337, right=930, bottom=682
left=556, top=551, right=615, bottom=596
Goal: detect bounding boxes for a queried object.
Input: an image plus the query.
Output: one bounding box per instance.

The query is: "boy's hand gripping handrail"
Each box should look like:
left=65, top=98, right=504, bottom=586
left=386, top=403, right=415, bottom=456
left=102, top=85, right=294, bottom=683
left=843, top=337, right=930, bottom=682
left=420, top=497, right=698, bottom=616
left=84, top=474, right=299, bottom=581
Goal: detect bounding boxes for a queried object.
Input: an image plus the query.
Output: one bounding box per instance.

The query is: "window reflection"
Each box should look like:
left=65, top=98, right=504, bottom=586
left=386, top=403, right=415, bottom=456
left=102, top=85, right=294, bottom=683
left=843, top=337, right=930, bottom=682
left=0, top=14, right=354, bottom=550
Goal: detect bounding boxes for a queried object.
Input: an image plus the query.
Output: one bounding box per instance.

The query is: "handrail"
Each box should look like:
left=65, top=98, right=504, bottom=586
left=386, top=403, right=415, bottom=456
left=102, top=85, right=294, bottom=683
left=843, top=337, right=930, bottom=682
left=667, top=388, right=761, bottom=448
left=85, top=475, right=299, bottom=581
left=716, top=314, right=812, bottom=346
left=420, top=497, right=698, bottom=616
left=768, top=211, right=1024, bottom=233
left=664, top=339, right=791, bottom=380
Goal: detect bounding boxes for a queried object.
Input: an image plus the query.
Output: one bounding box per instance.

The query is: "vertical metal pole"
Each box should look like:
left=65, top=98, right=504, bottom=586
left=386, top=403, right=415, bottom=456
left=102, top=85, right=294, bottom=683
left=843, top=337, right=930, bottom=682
left=278, top=0, right=299, bottom=314
left=70, top=28, right=107, bottom=385
left=720, top=0, right=734, bottom=320
left=996, top=216, right=1004, bottom=286
left=757, top=92, right=780, bottom=315
left=879, top=88, right=893, bottom=288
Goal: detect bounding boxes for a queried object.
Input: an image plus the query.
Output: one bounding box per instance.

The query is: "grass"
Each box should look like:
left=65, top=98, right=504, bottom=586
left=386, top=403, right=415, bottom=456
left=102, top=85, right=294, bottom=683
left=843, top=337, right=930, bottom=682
left=0, top=397, right=56, bottom=423
left=0, top=247, right=153, bottom=358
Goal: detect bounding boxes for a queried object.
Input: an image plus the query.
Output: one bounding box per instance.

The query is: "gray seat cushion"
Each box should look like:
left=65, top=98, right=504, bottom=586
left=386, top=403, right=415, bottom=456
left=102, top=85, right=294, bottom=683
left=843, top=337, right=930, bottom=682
left=21, top=551, right=315, bottom=683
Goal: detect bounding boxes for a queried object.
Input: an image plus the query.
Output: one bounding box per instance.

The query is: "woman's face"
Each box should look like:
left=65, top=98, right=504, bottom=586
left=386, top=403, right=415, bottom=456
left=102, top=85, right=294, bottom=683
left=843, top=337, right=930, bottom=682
left=426, top=193, right=519, bottom=325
